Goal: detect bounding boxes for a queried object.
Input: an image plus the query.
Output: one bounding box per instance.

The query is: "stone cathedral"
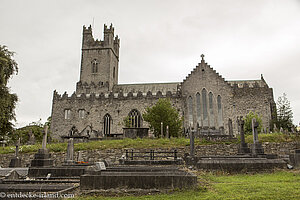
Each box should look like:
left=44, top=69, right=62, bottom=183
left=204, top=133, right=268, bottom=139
left=50, top=24, right=276, bottom=141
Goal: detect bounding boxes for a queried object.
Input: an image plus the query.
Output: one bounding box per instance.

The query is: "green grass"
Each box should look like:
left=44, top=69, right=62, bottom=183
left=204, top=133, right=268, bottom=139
left=0, top=133, right=299, bottom=155
left=73, top=170, right=300, bottom=200
left=245, top=132, right=300, bottom=143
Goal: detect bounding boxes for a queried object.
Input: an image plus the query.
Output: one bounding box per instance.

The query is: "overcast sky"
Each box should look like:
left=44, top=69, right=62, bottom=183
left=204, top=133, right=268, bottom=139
left=1, top=0, right=300, bottom=128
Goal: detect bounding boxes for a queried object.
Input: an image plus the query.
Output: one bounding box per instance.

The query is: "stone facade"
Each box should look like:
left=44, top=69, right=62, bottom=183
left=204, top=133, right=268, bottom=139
left=50, top=24, right=275, bottom=141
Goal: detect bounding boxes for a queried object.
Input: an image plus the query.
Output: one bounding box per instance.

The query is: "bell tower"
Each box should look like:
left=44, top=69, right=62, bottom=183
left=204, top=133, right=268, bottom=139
left=76, top=24, right=120, bottom=94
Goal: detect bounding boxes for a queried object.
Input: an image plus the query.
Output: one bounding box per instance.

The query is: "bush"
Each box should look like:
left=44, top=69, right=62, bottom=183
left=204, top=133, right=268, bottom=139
left=244, top=111, right=262, bottom=134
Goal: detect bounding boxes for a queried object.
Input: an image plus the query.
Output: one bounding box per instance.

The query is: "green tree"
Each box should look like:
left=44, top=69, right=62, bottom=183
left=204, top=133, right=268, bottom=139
left=143, top=98, right=182, bottom=137
left=244, top=111, right=263, bottom=134
left=275, top=93, right=294, bottom=131
left=0, top=45, right=18, bottom=140
left=14, top=124, right=44, bottom=144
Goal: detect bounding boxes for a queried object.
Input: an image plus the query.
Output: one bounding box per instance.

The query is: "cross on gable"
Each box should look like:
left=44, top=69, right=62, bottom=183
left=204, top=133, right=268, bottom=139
left=201, top=54, right=205, bottom=61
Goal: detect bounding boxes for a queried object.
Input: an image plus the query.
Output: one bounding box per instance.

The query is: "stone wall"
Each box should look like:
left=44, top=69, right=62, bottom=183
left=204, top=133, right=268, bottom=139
left=50, top=91, right=182, bottom=141
left=0, top=142, right=297, bottom=168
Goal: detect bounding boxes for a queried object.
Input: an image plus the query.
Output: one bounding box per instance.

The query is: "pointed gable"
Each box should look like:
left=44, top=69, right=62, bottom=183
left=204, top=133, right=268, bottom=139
left=181, top=54, right=232, bottom=97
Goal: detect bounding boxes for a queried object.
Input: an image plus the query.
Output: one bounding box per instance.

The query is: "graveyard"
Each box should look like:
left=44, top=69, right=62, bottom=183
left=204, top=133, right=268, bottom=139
left=0, top=118, right=299, bottom=199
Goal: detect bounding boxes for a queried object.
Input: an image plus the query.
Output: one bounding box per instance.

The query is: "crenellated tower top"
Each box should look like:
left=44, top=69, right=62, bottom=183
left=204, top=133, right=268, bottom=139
left=78, top=23, right=121, bottom=93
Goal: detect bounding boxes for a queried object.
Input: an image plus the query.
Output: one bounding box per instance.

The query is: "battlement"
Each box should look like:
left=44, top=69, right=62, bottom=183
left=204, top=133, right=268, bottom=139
left=53, top=89, right=181, bottom=102
left=228, top=79, right=268, bottom=89
left=82, top=23, right=120, bottom=57
left=104, top=23, right=114, bottom=34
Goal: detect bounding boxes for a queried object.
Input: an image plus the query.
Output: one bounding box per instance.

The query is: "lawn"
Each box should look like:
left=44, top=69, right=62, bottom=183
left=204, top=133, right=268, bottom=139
left=0, top=133, right=299, bottom=154
left=73, top=170, right=300, bottom=200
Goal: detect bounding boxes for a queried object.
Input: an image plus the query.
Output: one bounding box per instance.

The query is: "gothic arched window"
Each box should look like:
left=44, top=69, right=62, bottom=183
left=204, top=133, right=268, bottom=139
left=217, top=95, right=223, bottom=127
left=202, top=88, right=208, bottom=126
left=196, top=93, right=201, bottom=127
left=103, top=113, right=112, bottom=135
left=92, top=59, right=98, bottom=73
left=187, top=96, right=193, bottom=127
left=128, top=109, right=142, bottom=128
left=209, top=92, right=215, bottom=128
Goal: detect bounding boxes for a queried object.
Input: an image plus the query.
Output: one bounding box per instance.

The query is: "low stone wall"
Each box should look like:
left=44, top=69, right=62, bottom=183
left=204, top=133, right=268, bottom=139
left=0, top=142, right=298, bottom=168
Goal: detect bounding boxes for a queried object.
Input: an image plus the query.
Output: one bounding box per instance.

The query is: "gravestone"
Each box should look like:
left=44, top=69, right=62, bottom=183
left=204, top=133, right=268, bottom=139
left=280, top=127, right=283, bottom=133
left=30, top=125, right=53, bottom=167
left=228, top=118, right=233, bottom=136
left=166, top=125, right=169, bottom=138
left=252, top=118, right=264, bottom=155
left=65, top=138, right=74, bottom=164
left=237, top=116, right=250, bottom=154
left=273, top=124, right=278, bottom=132
left=77, top=151, right=83, bottom=162
left=160, top=122, right=163, bottom=138
left=9, top=138, right=22, bottom=167
left=95, top=161, right=106, bottom=170
left=190, top=128, right=195, bottom=157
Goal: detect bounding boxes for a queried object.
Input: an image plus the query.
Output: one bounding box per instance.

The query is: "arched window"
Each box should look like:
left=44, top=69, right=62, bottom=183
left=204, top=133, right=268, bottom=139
left=217, top=95, right=223, bottom=127
left=187, top=96, right=193, bottom=127
left=78, top=109, right=85, bottom=119
left=202, top=88, right=208, bottom=126
left=113, top=67, right=116, bottom=78
left=196, top=93, right=201, bottom=127
left=92, top=59, right=98, bottom=73
left=129, top=109, right=142, bottom=128
left=209, top=92, right=215, bottom=128
left=103, top=114, right=111, bottom=135
left=64, top=109, right=71, bottom=120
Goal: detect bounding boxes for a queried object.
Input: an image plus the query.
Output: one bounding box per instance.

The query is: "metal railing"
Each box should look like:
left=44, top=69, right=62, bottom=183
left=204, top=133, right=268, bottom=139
left=125, top=149, right=178, bottom=160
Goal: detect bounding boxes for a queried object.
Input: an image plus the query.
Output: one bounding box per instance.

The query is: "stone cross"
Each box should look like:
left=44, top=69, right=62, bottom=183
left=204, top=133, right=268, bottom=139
left=66, top=138, right=74, bottom=162
left=15, top=138, right=21, bottom=157
left=252, top=118, right=259, bottom=144
left=42, top=125, right=48, bottom=150
left=239, top=116, right=246, bottom=145
left=190, top=127, right=195, bottom=157
left=166, top=125, right=169, bottom=138
left=228, top=118, right=233, bottom=136
left=160, top=122, right=163, bottom=138
left=201, top=54, right=205, bottom=61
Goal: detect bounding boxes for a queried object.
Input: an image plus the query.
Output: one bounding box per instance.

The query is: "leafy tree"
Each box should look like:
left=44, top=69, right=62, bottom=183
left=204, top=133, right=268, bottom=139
left=123, top=116, right=133, bottom=128
left=244, top=111, right=263, bottom=134
left=14, top=124, right=44, bottom=144
left=0, top=45, right=18, bottom=140
left=143, top=98, right=182, bottom=137
left=275, top=93, right=294, bottom=131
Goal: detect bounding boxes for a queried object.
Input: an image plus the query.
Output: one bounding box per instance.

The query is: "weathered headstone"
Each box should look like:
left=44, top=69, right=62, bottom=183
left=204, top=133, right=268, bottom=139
left=252, top=118, right=264, bottom=155
left=280, top=127, right=283, bottom=133
left=30, top=125, right=53, bottom=167
left=9, top=138, right=22, bottom=168
left=77, top=151, right=83, bottom=162
left=166, top=125, right=169, bottom=138
left=237, top=116, right=251, bottom=154
left=228, top=118, right=233, bottom=136
left=95, top=161, right=106, bottom=170
left=190, top=128, right=195, bottom=157
left=65, top=138, right=74, bottom=164
left=160, top=122, right=163, bottom=138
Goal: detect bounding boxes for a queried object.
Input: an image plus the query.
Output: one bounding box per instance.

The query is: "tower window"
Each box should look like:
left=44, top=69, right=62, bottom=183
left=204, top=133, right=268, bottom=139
left=113, top=67, right=116, bottom=78
left=64, top=109, right=71, bottom=119
left=92, top=59, right=98, bottom=73
left=79, top=109, right=85, bottom=119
